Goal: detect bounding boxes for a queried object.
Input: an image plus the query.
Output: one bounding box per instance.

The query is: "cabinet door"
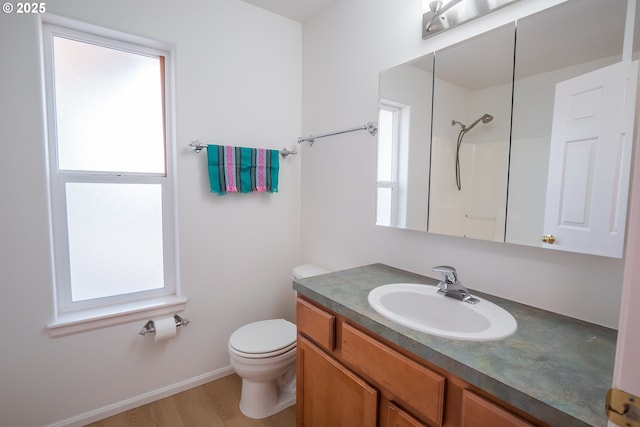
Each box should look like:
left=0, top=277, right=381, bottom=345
left=543, top=61, right=638, bottom=257
left=341, top=322, right=445, bottom=425
left=460, top=390, right=535, bottom=427
left=297, top=336, right=378, bottom=427
left=386, top=402, right=428, bottom=427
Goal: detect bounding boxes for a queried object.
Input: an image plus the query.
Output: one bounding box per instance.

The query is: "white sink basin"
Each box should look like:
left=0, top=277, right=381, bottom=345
left=368, top=283, right=517, bottom=341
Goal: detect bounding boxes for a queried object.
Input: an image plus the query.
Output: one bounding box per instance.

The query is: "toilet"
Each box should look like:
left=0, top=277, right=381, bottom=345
left=228, top=264, right=330, bottom=419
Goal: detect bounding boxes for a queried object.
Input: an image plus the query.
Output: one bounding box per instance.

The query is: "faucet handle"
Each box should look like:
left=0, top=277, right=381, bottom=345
left=432, top=265, right=458, bottom=283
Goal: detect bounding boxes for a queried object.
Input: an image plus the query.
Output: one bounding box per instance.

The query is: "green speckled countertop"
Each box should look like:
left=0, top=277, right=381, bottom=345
left=292, top=263, right=616, bottom=427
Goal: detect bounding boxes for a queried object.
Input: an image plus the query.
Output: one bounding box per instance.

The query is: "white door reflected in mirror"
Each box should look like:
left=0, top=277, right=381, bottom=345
left=542, top=61, right=638, bottom=258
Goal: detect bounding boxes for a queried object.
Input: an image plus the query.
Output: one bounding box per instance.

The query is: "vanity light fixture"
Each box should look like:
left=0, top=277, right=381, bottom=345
left=423, top=0, right=520, bottom=39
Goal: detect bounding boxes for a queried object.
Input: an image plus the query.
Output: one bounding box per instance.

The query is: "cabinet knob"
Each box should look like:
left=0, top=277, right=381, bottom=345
left=541, top=234, right=556, bottom=244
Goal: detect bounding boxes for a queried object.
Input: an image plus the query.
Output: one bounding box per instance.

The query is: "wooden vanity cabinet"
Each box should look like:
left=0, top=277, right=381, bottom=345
left=386, top=402, right=429, bottom=427
left=296, top=297, right=335, bottom=352
left=297, top=336, right=378, bottom=427
left=460, top=390, right=535, bottom=427
left=295, top=296, right=545, bottom=427
left=341, top=322, right=445, bottom=425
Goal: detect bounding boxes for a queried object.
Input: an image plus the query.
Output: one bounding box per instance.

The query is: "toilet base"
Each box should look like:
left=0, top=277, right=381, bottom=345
left=239, top=377, right=296, bottom=419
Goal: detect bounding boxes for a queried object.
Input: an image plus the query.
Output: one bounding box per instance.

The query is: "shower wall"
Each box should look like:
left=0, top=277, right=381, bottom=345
left=429, top=78, right=511, bottom=240
left=459, top=141, right=509, bottom=240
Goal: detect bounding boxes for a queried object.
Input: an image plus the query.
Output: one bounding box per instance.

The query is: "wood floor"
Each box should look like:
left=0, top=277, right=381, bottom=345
left=85, top=374, right=296, bottom=427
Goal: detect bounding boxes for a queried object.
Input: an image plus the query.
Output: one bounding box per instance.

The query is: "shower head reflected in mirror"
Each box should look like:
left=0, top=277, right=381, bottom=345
left=452, top=113, right=494, bottom=134
left=452, top=113, right=494, bottom=190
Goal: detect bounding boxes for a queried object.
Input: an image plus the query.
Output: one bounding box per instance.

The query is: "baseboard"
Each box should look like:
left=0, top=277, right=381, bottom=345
left=46, top=365, right=234, bottom=427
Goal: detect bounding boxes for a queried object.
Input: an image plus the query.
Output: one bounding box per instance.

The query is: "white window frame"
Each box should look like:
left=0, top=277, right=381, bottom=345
left=376, top=101, right=402, bottom=227
left=41, top=15, right=184, bottom=336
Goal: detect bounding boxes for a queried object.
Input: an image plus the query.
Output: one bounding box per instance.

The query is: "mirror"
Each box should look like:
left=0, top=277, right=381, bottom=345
left=376, top=0, right=636, bottom=257
left=428, top=24, right=514, bottom=241
left=377, top=54, right=434, bottom=231
left=506, top=0, right=629, bottom=252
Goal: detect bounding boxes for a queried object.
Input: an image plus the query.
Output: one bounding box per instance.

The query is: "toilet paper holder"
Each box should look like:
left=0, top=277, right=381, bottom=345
left=139, top=314, right=190, bottom=337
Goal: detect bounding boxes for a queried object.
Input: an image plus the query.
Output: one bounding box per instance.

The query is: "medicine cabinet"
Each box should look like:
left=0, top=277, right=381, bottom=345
left=376, top=0, right=637, bottom=258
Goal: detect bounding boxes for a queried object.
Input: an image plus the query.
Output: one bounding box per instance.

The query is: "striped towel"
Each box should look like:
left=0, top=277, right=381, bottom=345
left=207, top=145, right=279, bottom=195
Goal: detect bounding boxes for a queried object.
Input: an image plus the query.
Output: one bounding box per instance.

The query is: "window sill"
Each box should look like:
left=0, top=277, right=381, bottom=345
left=47, top=295, right=187, bottom=337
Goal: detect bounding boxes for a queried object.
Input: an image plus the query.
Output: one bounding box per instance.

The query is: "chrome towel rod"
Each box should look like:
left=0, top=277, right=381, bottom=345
left=188, top=141, right=297, bottom=158
left=297, top=121, right=378, bottom=144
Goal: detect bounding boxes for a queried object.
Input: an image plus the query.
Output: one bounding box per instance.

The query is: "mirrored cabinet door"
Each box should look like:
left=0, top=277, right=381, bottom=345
left=377, top=54, right=434, bottom=231
left=506, top=0, right=631, bottom=257
left=428, top=24, right=515, bottom=241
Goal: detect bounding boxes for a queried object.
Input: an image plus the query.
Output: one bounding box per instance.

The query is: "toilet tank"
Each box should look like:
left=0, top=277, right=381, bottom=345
left=291, top=264, right=331, bottom=281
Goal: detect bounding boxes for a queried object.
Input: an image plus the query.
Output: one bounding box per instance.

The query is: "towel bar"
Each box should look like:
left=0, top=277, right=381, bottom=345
left=189, top=141, right=297, bottom=158
left=297, top=121, right=378, bottom=145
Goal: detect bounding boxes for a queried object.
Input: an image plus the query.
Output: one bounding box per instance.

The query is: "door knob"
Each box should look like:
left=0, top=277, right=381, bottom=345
left=541, top=234, right=556, bottom=244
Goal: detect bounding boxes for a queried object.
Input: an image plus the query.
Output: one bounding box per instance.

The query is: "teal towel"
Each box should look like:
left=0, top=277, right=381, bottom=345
left=207, top=145, right=279, bottom=195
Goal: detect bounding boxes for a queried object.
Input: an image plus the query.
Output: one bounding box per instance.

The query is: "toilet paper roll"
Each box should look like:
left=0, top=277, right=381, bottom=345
left=153, top=316, right=177, bottom=342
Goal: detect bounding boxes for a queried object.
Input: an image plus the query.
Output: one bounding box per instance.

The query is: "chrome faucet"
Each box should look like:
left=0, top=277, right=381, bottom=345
left=432, top=266, right=479, bottom=305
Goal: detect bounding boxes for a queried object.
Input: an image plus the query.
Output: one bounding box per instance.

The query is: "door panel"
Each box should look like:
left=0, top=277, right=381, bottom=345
left=543, top=60, right=638, bottom=257
left=297, top=336, right=378, bottom=427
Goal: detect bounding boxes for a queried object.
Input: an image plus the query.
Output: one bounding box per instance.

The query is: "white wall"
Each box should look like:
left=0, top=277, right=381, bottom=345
left=0, top=1, right=301, bottom=426
left=300, top=0, right=624, bottom=328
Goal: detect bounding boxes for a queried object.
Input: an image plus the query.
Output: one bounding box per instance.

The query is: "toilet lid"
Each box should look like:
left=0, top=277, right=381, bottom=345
left=229, top=319, right=296, bottom=355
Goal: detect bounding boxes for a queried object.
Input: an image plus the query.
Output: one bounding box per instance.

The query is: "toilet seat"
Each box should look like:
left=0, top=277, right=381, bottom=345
left=230, top=341, right=296, bottom=359
left=229, top=319, right=296, bottom=359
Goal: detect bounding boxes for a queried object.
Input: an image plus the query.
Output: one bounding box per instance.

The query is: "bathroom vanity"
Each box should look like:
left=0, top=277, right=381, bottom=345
left=292, top=264, right=616, bottom=427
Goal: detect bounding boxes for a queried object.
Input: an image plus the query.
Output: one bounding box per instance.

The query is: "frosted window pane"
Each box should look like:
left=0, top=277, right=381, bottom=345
left=53, top=36, right=165, bottom=174
left=377, top=109, right=393, bottom=180
left=377, top=188, right=392, bottom=226
left=66, top=183, right=165, bottom=301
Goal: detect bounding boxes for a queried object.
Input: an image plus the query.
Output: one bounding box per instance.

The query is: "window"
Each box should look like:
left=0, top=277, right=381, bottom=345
left=42, top=17, right=182, bottom=333
left=376, top=103, right=401, bottom=227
